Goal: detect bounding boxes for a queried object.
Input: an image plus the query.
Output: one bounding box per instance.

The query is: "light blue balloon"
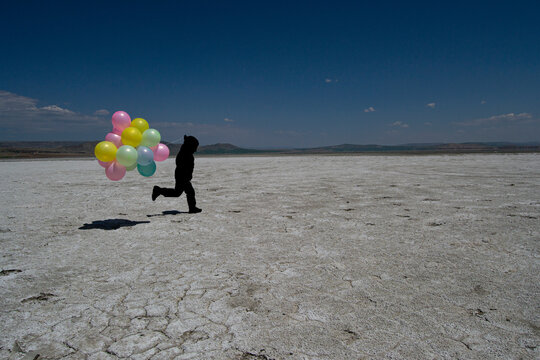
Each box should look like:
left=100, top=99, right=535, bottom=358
left=137, top=146, right=154, bottom=166
left=137, top=161, right=156, bottom=177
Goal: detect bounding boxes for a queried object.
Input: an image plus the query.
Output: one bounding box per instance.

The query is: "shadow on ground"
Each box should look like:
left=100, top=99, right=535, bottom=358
left=79, top=219, right=150, bottom=230
left=147, top=210, right=189, bottom=218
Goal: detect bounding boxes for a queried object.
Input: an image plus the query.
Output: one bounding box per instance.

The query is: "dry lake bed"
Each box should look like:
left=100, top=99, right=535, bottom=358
left=0, top=154, right=539, bottom=359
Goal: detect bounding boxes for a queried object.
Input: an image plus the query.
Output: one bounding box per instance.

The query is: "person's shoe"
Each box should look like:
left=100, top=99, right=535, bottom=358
left=189, top=207, right=202, bottom=213
left=152, top=186, right=160, bottom=201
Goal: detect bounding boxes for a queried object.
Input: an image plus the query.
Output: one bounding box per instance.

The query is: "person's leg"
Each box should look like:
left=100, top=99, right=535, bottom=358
left=184, top=182, right=201, bottom=213
left=162, top=186, right=184, bottom=197
left=152, top=185, right=183, bottom=200
left=152, top=186, right=160, bottom=201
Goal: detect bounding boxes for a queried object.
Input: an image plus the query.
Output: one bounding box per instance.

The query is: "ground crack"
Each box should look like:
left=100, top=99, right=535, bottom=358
left=21, top=293, right=57, bottom=303
left=238, top=349, right=275, bottom=360
left=1, top=269, right=21, bottom=276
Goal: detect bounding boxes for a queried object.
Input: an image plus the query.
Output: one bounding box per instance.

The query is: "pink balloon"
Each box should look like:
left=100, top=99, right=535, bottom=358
left=105, top=132, right=122, bottom=148
left=105, top=161, right=126, bottom=181
left=112, top=128, right=123, bottom=135
left=111, top=111, right=131, bottom=134
left=98, top=160, right=111, bottom=168
left=153, top=143, right=170, bottom=162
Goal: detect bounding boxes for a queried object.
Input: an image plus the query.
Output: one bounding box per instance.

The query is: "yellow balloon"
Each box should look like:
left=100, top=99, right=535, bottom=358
left=131, top=118, right=149, bottom=133
left=95, top=141, right=117, bottom=162
left=121, top=127, right=142, bottom=147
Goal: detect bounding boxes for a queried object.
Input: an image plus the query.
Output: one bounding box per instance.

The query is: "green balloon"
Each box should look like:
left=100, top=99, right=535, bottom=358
left=125, top=162, right=137, bottom=171
left=116, top=145, right=138, bottom=167
left=141, top=129, right=161, bottom=147
left=137, top=161, right=156, bottom=177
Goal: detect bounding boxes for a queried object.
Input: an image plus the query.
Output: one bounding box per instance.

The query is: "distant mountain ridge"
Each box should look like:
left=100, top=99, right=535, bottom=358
left=170, top=143, right=268, bottom=155
left=0, top=141, right=539, bottom=159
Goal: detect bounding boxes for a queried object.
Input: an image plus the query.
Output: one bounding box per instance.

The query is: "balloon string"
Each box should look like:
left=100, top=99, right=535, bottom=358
left=167, top=136, right=185, bottom=144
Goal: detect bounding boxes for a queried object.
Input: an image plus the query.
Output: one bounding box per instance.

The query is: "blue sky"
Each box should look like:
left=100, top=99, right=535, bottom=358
left=1, top=1, right=539, bottom=147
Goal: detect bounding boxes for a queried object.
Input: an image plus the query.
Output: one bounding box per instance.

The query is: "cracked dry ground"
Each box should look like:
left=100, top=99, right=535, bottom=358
left=1, top=154, right=539, bottom=359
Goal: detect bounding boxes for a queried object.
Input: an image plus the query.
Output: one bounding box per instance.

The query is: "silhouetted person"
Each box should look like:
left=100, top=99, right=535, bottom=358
left=152, top=135, right=202, bottom=213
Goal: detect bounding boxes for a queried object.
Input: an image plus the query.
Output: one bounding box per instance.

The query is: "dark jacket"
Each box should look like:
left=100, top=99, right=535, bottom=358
left=175, top=136, right=199, bottom=182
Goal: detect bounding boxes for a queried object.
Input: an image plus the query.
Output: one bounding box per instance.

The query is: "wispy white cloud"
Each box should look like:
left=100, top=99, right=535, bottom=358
left=480, top=100, right=487, bottom=105
left=0, top=90, right=108, bottom=138
left=0, top=90, right=35, bottom=111
left=424, top=122, right=432, bottom=126
left=224, top=117, right=234, bottom=122
left=426, top=102, right=436, bottom=109
left=364, top=106, right=375, bottom=113
left=40, top=105, right=75, bottom=114
left=94, top=109, right=110, bottom=116
left=324, top=78, right=338, bottom=83
left=0, top=91, right=75, bottom=117
left=454, top=112, right=533, bottom=127
left=391, top=121, right=409, bottom=128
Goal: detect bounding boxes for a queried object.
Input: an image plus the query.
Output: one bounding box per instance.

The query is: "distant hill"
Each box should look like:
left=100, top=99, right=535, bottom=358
left=0, top=141, right=97, bottom=158
left=0, top=141, right=539, bottom=159
left=168, top=143, right=270, bottom=155
left=257, top=142, right=540, bottom=154
left=288, top=142, right=540, bottom=154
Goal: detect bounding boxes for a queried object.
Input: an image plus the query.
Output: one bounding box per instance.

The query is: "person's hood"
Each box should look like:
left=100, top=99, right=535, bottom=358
left=181, top=135, right=199, bottom=154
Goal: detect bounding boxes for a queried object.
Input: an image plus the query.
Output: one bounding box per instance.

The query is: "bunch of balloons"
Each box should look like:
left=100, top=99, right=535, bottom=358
left=94, top=111, right=170, bottom=181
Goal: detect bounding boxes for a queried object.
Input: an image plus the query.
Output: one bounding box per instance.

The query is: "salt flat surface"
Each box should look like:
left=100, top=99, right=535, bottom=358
left=0, top=154, right=539, bottom=359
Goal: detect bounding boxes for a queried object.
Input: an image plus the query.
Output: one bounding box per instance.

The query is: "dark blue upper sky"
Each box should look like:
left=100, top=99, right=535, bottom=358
left=1, top=0, right=539, bottom=147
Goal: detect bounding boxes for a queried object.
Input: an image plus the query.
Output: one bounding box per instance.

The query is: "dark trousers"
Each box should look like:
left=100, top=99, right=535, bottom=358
left=159, top=180, right=196, bottom=209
